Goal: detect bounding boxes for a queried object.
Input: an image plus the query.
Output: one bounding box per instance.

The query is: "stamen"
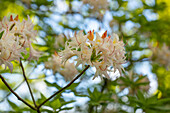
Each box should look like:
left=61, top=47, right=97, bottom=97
left=109, top=46, right=115, bottom=56
left=21, top=21, right=25, bottom=32
left=75, top=31, right=80, bottom=45
left=17, top=40, right=26, bottom=50
left=99, top=65, right=107, bottom=71
left=3, top=52, right=12, bottom=61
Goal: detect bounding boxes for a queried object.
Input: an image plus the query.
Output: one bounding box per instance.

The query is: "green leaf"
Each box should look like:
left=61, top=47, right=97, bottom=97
left=37, top=93, right=47, bottom=105
left=157, top=98, right=170, bottom=104
left=68, top=82, right=80, bottom=90
left=135, top=75, right=147, bottom=83
left=7, top=99, right=19, bottom=111
left=59, top=107, right=74, bottom=111
left=146, top=95, right=157, bottom=105
left=74, top=91, right=88, bottom=97
left=34, top=0, right=53, bottom=6
left=45, top=80, right=62, bottom=89
left=136, top=90, right=145, bottom=102
left=61, top=100, right=75, bottom=106
left=41, top=109, right=53, bottom=113
left=59, top=22, right=80, bottom=31
left=19, top=108, right=36, bottom=112
left=150, top=106, right=170, bottom=111
left=50, top=99, right=61, bottom=110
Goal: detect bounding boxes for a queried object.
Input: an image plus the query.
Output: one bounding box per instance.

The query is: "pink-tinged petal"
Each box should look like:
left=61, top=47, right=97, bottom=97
left=28, top=43, right=41, bottom=61
left=6, top=62, right=13, bottom=72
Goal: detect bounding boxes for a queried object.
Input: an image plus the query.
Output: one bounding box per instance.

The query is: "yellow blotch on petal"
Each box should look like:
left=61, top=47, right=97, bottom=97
left=97, top=39, right=101, bottom=42
left=113, top=39, right=117, bottom=44
left=83, top=50, right=88, bottom=54
left=113, top=33, right=119, bottom=44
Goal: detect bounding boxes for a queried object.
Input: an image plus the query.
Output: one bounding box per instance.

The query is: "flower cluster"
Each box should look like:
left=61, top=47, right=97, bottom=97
left=0, top=15, right=40, bottom=72
left=150, top=43, right=170, bottom=69
left=59, top=30, right=126, bottom=79
left=83, top=0, right=108, bottom=11
left=82, top=0, right=108, bottom=17
left=45, top=52, right=78, bottom=81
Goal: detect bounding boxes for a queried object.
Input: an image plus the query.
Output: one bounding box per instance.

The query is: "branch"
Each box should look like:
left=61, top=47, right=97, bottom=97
left=0, top=80, right=25, bottom=103
left=0, top=74, right=36, bottom=110
left=37, top=65, right=90, bottom=109
left=0, top=66, right=35, bottom=103
left=20, top=60, right=37, bottom=108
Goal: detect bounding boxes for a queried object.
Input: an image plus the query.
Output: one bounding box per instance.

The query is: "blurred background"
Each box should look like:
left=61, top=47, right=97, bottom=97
left=0, top=0, right=170, bottom=113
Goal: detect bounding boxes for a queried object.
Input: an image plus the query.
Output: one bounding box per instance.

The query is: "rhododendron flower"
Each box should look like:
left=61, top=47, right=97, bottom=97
left=0, top=15, right=40, bottom=72
left=59, top=61, right=78, bottom=81
left=54, top=34, right=65, bottom=49
left=59, top=42, right=76, bottom=63
left=150, top=43, right=170, bottom=69
left=74, top=42, right=93, bottom=68
left=68, top=30, right=88, bottom=48
left=82, top=0, right=108, bottom=14
left=45, top=53, right=78, bottom=81
left=58, top=30, right=126, bottom=80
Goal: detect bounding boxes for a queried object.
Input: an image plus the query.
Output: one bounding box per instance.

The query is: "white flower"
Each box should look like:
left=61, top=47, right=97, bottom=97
left=59, top=31, right=92, bottom=67
left=82, top=0, right=108, bottom=17
left=54, top=34, right=65, bottom=49
left=68, top=30, right=87, bottom=49
left=83, top=0, right=108, bottom=10
left=74, top=43, right=93, bottom=68
left=28, top=40, right=41, bottom=60
left=59, top=30, right=126, bottom=80
left=0, top=16, right=14, bottom=32
left=91, top=31, right=126, bottom=78
left=11, top=15, right=37, bottom=41
left=0, top=33, right=26, bottom=72
left=58, top=42, right=76, bottom=63
left=92, top=61, right=110, bottom=79
left=45, top=53, right=62, bottom=73
left=45, top=53, right=78, bottom=81
left=150, top=43, right=170, bottom=69
left=0, top=15, right=39, bottom=72
left=59, top=61, right=78, bottom=81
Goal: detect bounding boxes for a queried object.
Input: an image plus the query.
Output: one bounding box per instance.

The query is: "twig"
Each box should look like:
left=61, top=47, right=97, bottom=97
left=0, top=74, right=36, bottom=110
left=37, top=65, right=90, bottom=109
left=0, top=80, right=25, bottom=103
left=20, top=60, right=37, bottom=108
left=0, top=66, right=35, bottom=103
